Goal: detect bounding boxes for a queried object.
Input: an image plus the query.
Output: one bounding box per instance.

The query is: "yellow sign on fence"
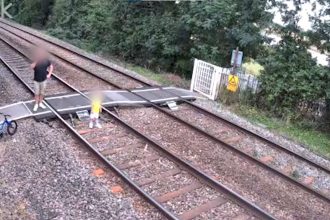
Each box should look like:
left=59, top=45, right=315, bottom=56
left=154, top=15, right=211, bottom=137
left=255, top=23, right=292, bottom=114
left=227, top=74, right=239, bottom=92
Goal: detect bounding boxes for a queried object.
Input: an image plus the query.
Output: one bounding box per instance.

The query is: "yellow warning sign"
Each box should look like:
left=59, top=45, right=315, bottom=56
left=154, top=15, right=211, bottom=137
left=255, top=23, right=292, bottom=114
left=227, top=74, right=239, bottom=92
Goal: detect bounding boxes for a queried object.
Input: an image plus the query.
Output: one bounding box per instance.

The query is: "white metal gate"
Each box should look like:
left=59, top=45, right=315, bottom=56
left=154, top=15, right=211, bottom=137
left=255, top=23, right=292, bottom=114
left=190, top=59, right=220, bottom=100
left=190, top=59, right=231, bottom=100
left=190, top=59, right=259, bottom=100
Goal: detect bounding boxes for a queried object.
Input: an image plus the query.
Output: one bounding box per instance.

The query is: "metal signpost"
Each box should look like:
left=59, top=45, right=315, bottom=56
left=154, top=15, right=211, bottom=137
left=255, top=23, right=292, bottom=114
left=230, top=47, right=243, bottom=74
left=227, top=47, right=243, bottom=92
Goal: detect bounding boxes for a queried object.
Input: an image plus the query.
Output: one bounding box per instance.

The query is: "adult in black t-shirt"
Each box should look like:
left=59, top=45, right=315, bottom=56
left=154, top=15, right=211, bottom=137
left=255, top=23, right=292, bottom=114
left=30, top=49, right=54, bottom=111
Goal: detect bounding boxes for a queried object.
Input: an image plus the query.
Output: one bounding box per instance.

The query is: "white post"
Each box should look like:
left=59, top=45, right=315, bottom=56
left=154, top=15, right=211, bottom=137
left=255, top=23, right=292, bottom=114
left=190, top=58, right=199, bottom=91
left=212, top=67, right=221, bottom=100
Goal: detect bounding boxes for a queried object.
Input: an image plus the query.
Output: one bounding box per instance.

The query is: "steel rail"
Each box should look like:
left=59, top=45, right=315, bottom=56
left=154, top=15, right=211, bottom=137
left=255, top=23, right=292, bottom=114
left=0, top=19, right=150, bottom=86
left=0, top=37, right=276, bottom=220
left=54, top=74, right=276, bottom=220
left=0, top=43, right=178, bottom=220
left=1, top=26, right=329, bottom=204
left=126, top=90, right=330, bottom=204
left=1, top=19, right=328, bottom=176
left=159, top=89, right=330, bottom=175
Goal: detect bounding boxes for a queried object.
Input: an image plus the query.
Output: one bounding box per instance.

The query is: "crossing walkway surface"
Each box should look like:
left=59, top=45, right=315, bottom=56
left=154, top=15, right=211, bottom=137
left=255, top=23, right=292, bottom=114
left=0, top=87, right=197, bottom=120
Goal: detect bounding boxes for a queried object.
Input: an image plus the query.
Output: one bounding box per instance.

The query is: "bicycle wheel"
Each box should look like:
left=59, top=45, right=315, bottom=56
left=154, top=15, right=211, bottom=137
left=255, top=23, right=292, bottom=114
left=7, top=121, right=18, bottom=136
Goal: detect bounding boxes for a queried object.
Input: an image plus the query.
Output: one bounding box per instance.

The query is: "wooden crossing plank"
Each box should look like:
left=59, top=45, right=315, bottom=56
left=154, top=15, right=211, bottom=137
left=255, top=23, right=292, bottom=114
left=224, top=135, right=242, bottom=144
left=179, top=197, right=226, bottom=220
left=155, top=182, right=202, bottom=203
left=216, top=126, right=231, bottom=134
left=101, top=146, right=131, bottom=156
left=137, top=168, right=181, bottom=186
left=117, top=155, right=160, bottom=170
left=87, top=136, right=111, bottom=144
left=78, top=123, right=114, bottom=135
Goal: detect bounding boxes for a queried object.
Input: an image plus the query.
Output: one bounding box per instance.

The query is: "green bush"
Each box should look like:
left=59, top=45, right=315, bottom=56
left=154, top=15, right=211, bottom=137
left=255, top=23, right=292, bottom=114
left=43, top=0, right=273, bottom=76
left=257, top=35, right=330, bottom=120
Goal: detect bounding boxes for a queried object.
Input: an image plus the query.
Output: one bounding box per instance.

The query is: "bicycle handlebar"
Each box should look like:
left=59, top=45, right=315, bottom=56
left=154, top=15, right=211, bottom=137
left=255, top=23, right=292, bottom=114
left=0, top=113, right=11, bottom=117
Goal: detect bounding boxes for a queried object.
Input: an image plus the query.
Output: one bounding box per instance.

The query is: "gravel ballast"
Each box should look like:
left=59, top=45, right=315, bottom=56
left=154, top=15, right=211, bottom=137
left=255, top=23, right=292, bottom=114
left=118, top=107, right=330, bottom=219
left=0, top=60, right=31, bottom=106
left=0, top=29, right=110, bottom=93
left=165, top=104, right=330, bottom=197
left=0, top=26, right=162, bottom=219
left=195, top=98, right=330, bottom=170
left=0, top=119, right=162, bottom=219
left=0, top=35, right=70, bottom=96
left=0, top=18, right=157, bottom=87
left=0, top=21, right=144, bottom=90
left=76, top=117, right=255, bottom=219
left=1, top=18, right=330, bottom=219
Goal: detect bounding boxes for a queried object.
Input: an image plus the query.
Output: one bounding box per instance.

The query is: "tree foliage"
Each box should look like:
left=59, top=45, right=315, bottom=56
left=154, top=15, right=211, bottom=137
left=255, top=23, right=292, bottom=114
left=258, top=34, right=329, bottom=117
left=8, top=0, right=330, bottom=123
left=11, top=0, right=54, bottom=28
left=257, top=0, right=330, bottom=124
left=310, top=0, right=330, bottom=124
left=43, top=0, right=273, bottom=76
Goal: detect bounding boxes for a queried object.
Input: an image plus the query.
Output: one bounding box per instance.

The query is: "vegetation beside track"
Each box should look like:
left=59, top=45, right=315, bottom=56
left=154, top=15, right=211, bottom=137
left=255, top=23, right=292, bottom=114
left=232, top=105, right=330, bottom=159
left=9, top=0, right=329, bottom=124
left=111, top=57, right=191, bottom=88
left=6, top=0, right=330, bottom=157
left=128, top=66, right=330, bottom=159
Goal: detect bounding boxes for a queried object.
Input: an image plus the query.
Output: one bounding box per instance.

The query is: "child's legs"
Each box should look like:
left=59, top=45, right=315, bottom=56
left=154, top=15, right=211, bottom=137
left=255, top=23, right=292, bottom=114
left=90, top=113, right=99, bottom=123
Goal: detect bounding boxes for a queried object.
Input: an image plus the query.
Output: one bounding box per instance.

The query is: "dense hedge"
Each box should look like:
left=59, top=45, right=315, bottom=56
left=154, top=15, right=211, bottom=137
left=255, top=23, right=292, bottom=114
left=13, top=0, right=273, bottom=76
left=257, top=30, right=330, bottom=118
left=9, top=0, right=330, bottom=124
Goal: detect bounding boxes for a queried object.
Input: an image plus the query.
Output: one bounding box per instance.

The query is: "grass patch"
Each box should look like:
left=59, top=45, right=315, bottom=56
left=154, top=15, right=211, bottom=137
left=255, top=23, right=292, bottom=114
left=45, top=30, right=191, bottom=87
left=126, top=64, right=191, bottom=88
left=232, top=105, right=330, bottom=159
left=44, top=29, right=330, bottom=159
left=126, top=64, right=173, bottom=85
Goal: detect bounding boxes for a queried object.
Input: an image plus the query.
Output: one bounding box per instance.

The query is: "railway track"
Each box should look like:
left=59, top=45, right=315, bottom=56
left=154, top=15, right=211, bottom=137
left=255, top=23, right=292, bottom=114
left=2, top=18, right=329, bottom=174
left=0, top=19, right=329, bottom=218
left=0, top=35, right=274, bottom=220
left=2, top=19, right=330, bottom=199
left=0, top=38, right=69, bottom=95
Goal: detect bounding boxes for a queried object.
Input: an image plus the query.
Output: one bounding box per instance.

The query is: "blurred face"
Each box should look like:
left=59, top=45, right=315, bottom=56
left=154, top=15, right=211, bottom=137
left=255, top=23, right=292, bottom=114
left=90, top=90, right=103, bottom=101
left=34, top=48, right=48, bottom=61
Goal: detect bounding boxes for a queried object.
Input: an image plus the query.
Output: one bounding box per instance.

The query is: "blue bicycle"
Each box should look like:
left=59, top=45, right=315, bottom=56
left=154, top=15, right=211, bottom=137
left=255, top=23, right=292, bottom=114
left=0, top=113, right=18, bottom=138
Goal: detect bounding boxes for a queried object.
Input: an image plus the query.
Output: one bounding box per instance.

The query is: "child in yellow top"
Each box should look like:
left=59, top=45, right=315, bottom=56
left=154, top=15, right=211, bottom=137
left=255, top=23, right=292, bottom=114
left=89, top=92, right=103, bottom=129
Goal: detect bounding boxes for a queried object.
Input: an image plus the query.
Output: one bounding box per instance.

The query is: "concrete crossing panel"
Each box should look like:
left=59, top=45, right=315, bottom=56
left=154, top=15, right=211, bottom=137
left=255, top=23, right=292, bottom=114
left=0, top=87, right=197, bottom=121
left=0, top=102, right=32, bottom=120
